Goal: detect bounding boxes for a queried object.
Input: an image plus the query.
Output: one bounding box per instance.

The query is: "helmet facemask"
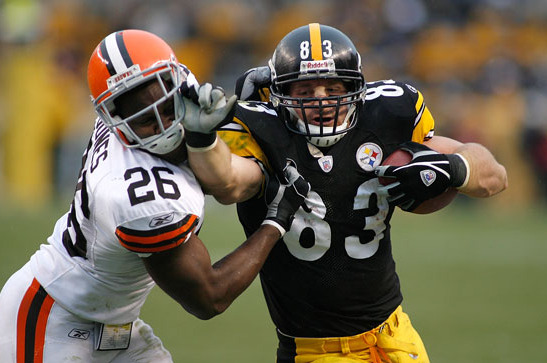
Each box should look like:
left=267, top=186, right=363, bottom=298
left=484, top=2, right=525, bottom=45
left=94, top=60, right=187, bottom=155
left=268, top=23, right=366, bottom=148
left=272, top=77, right=364, bottom=147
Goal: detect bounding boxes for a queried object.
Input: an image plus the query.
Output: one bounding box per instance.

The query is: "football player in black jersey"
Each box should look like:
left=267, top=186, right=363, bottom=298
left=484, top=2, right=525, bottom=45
left=181, top=23, right=508, bottom=363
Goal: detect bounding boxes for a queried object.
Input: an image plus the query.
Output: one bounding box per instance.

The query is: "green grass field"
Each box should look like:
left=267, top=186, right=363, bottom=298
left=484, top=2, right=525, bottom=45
left=1, top=197, right=546, bottom=362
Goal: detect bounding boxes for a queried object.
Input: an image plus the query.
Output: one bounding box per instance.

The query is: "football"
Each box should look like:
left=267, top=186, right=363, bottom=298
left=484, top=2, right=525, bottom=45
left=379, top=149, right=458, bottom=214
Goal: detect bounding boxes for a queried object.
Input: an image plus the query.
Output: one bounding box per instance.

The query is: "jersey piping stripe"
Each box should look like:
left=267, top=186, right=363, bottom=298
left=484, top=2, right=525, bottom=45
left=16, top=279, right=54, bottom=363
left=80, top=171, right=90, bottom=219
left=415, top=90, right=425, bottom=113
left=101, top=31, right=133, bottom=76
left=231, top=117, right=253, bottom=134
left=220, top=121, right=245, bottom=132
left=218, top=117, right=272, bottom=171
left=63, top=201, right=88, bottom=258
left=414, top=92, right=426, bottom=127
left=116, top=214, right=199, bottom=253
left=309, top=23, right=323, bottom=61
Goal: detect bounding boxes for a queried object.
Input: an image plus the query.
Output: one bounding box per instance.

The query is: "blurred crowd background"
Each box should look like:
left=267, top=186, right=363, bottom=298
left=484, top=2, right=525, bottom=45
left=1, top=0, right=546, bottom=210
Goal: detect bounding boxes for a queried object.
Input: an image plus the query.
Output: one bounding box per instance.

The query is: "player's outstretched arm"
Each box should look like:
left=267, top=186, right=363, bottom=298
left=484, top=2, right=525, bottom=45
left=181, top=82, right=263, bottom=204
left=188, top=136, right=263, bottom=204
left=424, top=136, right=508, bottom=198
left=376, top=136, right=507, bottom=211
left=142, top=166, right=309, bottom=320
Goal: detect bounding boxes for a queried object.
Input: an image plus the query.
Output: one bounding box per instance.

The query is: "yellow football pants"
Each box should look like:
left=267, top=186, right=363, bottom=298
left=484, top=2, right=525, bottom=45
left=290, top=306, right=429, bottom=363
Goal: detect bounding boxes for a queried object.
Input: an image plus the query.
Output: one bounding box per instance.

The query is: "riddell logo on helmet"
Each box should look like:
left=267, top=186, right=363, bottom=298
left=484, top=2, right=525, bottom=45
left=306, top=61, right=329, bottom=69
left=300, top=59, right=335, bottom=73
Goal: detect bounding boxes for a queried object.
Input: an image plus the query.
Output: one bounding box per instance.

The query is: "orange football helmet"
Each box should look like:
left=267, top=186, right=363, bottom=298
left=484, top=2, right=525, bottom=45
left=87, top=29, right=195, bottom=154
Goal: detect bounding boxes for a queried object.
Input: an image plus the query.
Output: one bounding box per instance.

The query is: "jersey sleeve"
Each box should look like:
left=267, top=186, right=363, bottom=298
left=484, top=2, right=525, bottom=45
left=115, top=212, right=199, bottom=254
left=218, top=117, right=271, bottom=171
left=217, top=117, right=269, bottom=197
left=410, top=89, right=435, bottom=143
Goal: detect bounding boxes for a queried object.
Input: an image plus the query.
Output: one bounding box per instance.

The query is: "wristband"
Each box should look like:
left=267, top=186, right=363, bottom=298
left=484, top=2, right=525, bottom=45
left=185, top=131, right=217, bottom=152
left=446, top=153, right=470, bottom=188
left=454, top=153, right=470, bottom=189
left=261, top=219, right=286, bottom=237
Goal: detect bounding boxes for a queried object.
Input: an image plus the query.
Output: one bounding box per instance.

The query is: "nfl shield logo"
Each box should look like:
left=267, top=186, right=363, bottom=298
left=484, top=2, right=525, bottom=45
left=318, top=155, right=333, bottom=173
left=420, top=169, right=436, bottom=186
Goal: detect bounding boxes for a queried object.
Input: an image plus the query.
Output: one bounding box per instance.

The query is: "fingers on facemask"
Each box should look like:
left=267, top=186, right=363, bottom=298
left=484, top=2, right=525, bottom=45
left=181, top=81, right=200, bottom=104
left=226, top=94, right=237, bottom=109
left=210, top=88, right=227, bottom=109
left=198, top=83, right=214, bottom=109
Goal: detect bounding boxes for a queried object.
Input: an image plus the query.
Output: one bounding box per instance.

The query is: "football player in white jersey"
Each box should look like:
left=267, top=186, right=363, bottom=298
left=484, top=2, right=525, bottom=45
left=181, top=24, right=508, bottom=363
left=0, top=29, right=309, bottom=363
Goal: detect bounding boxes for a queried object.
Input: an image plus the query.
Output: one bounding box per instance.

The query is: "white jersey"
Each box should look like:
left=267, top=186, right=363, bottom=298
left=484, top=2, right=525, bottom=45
left=29, top=119, right=204, bottom=324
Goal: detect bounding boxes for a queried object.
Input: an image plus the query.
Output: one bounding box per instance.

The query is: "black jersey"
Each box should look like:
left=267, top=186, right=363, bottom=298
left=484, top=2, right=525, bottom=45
left=219, top=80, right=435, bottom=337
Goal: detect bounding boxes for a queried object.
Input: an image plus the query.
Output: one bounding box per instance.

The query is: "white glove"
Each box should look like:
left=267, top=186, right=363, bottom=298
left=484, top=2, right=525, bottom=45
left=182, top=82, right=237, bottom=134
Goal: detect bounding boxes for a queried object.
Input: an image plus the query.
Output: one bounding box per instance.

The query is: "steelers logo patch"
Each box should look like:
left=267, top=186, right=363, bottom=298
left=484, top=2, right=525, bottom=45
left=356, top=143, right=383, bottom=172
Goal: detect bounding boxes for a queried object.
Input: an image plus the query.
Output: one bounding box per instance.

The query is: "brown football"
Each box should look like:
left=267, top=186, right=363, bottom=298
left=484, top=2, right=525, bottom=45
left=379, top=149, right=458, bottom=214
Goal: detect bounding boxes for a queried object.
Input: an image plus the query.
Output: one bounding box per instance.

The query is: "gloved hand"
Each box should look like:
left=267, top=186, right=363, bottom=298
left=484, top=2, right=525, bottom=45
left=375, top=141, right=468, bottom=211
left=235, top=66, right=271, bottom=101
left=262, top=163, right=310, bottom=237
left=181, top=82, right=237, bottom=150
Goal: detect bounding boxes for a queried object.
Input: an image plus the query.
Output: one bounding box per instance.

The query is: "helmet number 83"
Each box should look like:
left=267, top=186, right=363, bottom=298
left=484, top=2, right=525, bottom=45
left=300, top=40, right=333, bottom=59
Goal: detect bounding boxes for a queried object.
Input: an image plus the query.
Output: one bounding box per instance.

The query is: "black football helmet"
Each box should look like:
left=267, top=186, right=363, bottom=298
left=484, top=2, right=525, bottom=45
left=269, top=23, right=366, bottom=147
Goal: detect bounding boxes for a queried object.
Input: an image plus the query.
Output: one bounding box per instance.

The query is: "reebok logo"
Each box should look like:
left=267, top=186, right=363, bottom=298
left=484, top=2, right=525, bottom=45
left=68, top=328, right=90, bottom=340
left=149, top=212, right=175, bottom=228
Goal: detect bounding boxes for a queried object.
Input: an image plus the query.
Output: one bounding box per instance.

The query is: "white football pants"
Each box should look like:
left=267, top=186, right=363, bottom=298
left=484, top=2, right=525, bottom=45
left=0, top=262, right=173, bottom=363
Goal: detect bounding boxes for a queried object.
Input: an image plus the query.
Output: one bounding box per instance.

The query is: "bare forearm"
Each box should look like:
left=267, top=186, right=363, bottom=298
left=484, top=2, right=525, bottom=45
left=454, top=143, right=508, bottom=197
left=205, top=225, right=280, bottom=315
left=424, top=136, right=508, bottom=198
left=145, top=225, right=280, bottom=320
left=188, top=136, right=233, bottom=194
left=188, top=137, right=262, bottom=204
